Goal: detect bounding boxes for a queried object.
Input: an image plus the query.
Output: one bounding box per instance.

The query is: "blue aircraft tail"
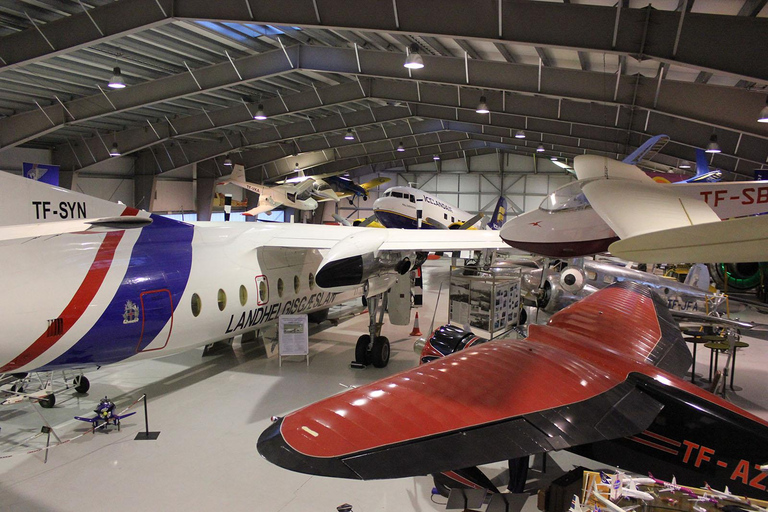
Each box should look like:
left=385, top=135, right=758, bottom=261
left=487, top=197, right=507, bottom=230
left=680, top=149, right=722, bottom=183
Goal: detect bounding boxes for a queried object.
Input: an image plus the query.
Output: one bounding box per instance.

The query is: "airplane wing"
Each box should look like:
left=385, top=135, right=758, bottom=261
left=582, top=179, right=720, bottom=240
left=622, top=134, right=670, bottom=166
left=258, top=282, right=694, bottom=479
left=0, top=216, right=152, bottom=242
left=74, top=416, right=99, bottom=424
left=359, top=177, right=391, bottom=191
left=335, top=191, right=354, bottom=199
left=609, top=215, right=768, bottom=263
left=243, top=203, right=277, bottom=217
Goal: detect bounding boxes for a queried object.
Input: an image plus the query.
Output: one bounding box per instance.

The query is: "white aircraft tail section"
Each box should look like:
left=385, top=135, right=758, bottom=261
left=0, top=170, right=134, bottom=226
left=230, top=164, right=247, bottom=184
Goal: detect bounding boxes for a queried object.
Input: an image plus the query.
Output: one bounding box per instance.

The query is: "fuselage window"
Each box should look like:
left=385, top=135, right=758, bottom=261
left=191, top=293, right=202, bottom=317
left=308, top=272, right=315, bottom=290
left=444, top=213, right=448, bottom=220
left=294, top=275, right=300, bottom=293
left=239, top=285, right=248, bottom=306
left=409, top=195, right=415, bottom=203
left=259, top=280, right=268, bottom=303
left=217, top=289, right=227, bottom=311
left=277, top=278, right=284, bottom=298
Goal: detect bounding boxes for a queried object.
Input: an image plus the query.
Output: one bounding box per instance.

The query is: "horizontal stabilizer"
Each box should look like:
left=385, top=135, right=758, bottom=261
left=0, top=215, right=152, bottom=241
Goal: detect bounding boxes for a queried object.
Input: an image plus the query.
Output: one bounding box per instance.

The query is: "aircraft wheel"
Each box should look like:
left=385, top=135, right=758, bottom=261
left=10, top=383, right=23, bottom=393
left=371, top=336, right=390, bottom=368
left=39, top=394, right=56, bottom=409
left=73, top=375, right=90, bottom=394
left=355, top=335, right=372, bottom=365
left=363, top=195, right=368, bottom=201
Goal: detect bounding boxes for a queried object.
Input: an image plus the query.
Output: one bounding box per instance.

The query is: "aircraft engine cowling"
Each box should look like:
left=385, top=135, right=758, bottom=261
left=538, top=278, right=596, bottom=313
left=560, top=266, right=586, bottom=294
left=315, top=230, right=426, bottom=289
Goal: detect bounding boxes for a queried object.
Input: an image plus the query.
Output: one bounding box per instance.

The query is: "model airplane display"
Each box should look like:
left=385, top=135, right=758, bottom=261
left=218, top=164, right=338, bottom=216
left=500, top=136, right=768, bottom=261
left=0, top=170, right=511, bottom=405
left=258, top=281, right=768, bottom=500
left=372, top=186, right=506, bottom=230
left=74, top=396, right=136, bottom=432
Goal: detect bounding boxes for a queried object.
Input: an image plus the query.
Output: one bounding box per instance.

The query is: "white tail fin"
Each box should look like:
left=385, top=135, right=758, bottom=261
left=230, top=164, right=247, bottom=184
left=684, top=263, right=711, bottom=291
left=0, top=170, right=133, bottom=226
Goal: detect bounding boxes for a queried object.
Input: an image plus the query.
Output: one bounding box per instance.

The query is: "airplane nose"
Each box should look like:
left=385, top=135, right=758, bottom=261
left=257, top=417, right=361, bottom=479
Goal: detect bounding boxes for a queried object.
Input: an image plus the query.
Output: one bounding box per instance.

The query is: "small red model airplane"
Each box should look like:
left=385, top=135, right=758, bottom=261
left=258, top=282, right=768, bottom=500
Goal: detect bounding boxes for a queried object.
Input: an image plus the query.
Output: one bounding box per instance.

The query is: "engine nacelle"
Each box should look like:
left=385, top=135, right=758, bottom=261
left=560, top=266, right=586, bottom=294
left=315, top=230, right=425, bottom=289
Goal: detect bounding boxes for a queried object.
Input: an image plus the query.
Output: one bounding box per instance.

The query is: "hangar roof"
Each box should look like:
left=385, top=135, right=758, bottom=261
left=0, top=0, right=766, bottom=181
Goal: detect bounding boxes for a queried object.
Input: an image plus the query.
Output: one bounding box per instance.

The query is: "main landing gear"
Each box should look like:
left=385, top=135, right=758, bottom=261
left=353, top=293, right=390, bottom=368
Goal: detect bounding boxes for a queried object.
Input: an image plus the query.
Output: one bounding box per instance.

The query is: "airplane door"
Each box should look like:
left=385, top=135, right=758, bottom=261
left=136, top=289, right=174, bottom=353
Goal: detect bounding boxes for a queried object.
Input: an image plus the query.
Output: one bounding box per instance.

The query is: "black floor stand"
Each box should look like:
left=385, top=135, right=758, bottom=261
left=134, top=394, right=160, bottom=441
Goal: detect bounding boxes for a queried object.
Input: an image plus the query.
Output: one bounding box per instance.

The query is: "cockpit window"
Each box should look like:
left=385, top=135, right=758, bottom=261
left=409, top=195, right=415, bottom=203
left=392, top=191, right=403, bottom=198
left=540, top=181, right=591, bottom=212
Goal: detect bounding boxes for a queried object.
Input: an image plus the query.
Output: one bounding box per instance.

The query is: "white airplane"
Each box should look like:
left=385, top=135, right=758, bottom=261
left=218, top=164, right=338, bottom=216
left=372, top=186, right=506, bottom=230
left=589, top=482, right=641, bottom=512
left=500, top=138, right=768, bottom=262
left=569, top=494, right=591, bottom=512
left=703, top=484, right=753, bottom=506
left=0, top=171, right=509, bottom=406
left=648, top=474, right=699, bottom=497
left=608, top=474, right=654, bottom=502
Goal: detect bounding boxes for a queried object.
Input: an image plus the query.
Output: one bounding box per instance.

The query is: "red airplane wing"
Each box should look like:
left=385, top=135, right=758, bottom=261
left=258, top=282, right=764, bottom=482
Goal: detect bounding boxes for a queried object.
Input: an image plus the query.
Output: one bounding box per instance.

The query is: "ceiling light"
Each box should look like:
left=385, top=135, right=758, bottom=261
left=536, top=144, right=545, bottom=153
left=433, top=155, right=440, bottom=160
left=344, top=129, right=355, bottom=140
left=397, top=141, right=405, bottom=152
left=705, top=134, right=721, bottom=154
left=108, top=142, right=121, bottom=157
left=679, top=160, right=691, bottom=169
left=551, top=160, right=572, bottom=170
left=550, top=156, right=558, bottom=161
left=759, top=97, right=768, bottom=123
left=476, top=96, right=490, bottom=114
left=224, top=154, right=233, bottom=166
left=254, top=104, right=267, bottom=120
left=108, top=67, right=126, bottom=89
left=404, top=43, right=424, bottom=70
left=515, top=130, right=526, bottom=139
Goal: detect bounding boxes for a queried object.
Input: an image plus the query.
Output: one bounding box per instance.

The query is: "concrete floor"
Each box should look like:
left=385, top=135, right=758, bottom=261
left=1, top=259, right=766, bottom=512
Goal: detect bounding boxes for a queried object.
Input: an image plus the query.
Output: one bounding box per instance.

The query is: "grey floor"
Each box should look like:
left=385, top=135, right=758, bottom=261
left=1, top=260, right=766, bottom=512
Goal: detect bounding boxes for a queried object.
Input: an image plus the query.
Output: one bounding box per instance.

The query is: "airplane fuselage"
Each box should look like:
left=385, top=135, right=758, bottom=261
left=372, top=186, right=474, bottom=229
left=0, top=218, right=360, bottom=373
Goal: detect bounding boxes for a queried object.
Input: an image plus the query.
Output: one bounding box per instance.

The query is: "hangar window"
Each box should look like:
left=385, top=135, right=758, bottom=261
left=294, top=275, right=300, bottom=293
left=277, top=278, right=284, bottom=298
left=191, top=293, right=202, bottom=317
left=309, top=272, right=315, bottom=290
left=239, top=285, right=248, bottom=306
left=217, top=289, right=227, bottom=311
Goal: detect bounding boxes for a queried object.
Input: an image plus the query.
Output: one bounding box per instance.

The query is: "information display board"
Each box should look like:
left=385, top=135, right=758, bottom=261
left=278, top=314, right=309, bottom=366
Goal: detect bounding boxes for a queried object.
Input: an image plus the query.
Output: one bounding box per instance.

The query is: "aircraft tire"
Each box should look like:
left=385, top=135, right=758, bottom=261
left=355, top=335, right=372, bottom=365
left=371, top=336, right=390, bottom=368
left=74, top=375, right=90, bottom=394
left=39, top=394, right=55, bottom=409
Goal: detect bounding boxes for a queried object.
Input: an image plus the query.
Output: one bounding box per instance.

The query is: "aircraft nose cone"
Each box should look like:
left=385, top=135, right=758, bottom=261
left=257, top=417, right=360, bottom=479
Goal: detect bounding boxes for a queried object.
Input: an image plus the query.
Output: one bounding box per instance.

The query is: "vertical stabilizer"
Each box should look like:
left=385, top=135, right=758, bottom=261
left=487, top=196, right=507, bottom=230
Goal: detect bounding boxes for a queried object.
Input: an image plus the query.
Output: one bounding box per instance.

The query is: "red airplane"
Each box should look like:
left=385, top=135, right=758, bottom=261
left=258, top=282, right=768, bottom=499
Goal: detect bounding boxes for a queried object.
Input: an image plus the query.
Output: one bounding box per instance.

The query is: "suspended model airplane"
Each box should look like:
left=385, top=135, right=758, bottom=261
left=0, top=171, right=509, bottom=406
left=218, top=165, right=338, bottom=216
left=258, top=281, right=768, bottom=500
left=324, top=175, right=390, bottom=203
left=372, top=186, right=506, bottom=230
left=500, top=136, right=768, bottom=262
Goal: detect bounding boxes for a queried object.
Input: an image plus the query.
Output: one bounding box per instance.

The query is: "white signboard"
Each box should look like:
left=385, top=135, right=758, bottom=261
left=278, top=314, right=309, bottom=366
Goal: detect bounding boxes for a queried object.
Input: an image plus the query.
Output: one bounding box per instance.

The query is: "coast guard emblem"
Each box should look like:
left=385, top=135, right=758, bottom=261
left=123, top=300, right=139, bottom=324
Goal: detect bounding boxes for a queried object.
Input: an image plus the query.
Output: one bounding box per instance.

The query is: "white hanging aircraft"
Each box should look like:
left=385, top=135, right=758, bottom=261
left=372, top=186, right=506, bottom=230
left=0, top=171, right=509, bottom=406
left=500, top=147, right=768, bottom=262
left=218, top=164, right=339, bottom=216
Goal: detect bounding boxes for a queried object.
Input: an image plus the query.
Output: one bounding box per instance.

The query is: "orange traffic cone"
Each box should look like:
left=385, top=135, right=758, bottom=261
left=410, top=312, right=422, bottom=336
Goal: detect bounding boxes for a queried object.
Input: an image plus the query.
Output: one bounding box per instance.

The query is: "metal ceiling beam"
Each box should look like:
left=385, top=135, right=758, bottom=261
left=1, top=0, right=766, bottom=83
left=8, top=45, right=766, bottom=156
